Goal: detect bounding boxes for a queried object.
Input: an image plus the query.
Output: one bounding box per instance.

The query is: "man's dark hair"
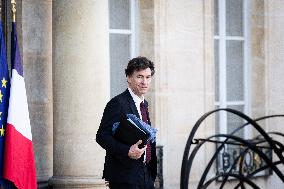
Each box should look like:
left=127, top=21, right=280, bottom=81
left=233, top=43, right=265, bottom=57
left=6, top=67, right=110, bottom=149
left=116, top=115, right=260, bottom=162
left=125, top=56, right=155, bottom=77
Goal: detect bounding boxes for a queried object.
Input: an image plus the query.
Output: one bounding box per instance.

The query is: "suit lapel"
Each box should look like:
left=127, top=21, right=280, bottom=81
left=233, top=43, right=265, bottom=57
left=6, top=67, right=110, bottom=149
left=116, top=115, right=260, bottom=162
left=124, top=89, right=151, bottom=125
left=124, top=89, right=140, bottom=118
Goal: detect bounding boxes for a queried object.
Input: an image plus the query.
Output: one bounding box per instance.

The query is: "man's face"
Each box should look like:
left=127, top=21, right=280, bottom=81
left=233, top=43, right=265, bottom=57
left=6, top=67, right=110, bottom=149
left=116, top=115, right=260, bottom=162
left=127, top=68, right=152, bottom=98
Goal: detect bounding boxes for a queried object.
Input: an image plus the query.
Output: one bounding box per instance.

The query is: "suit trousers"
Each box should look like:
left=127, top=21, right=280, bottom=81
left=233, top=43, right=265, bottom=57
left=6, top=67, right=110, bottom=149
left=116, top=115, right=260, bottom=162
left=108, top=166, right=154, bottom=189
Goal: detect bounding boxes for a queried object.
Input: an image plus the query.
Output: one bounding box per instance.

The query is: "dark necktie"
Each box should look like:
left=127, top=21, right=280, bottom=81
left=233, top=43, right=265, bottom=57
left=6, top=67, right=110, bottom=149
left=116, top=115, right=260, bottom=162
left=140, top=102, right=151, bottom=163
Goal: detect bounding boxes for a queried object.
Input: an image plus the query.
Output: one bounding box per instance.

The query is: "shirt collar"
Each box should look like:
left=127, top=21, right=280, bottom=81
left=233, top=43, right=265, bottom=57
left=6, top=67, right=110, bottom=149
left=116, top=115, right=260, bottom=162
left=128, top=87, right=144, bottom=104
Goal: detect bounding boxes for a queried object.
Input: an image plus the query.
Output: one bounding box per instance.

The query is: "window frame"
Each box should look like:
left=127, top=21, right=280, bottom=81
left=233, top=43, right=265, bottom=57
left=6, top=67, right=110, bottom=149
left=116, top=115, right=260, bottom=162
left=108, top=0, right=139, bottom=97
left=214, top=0, right=252, bottom=138
left=109, top=0, right=139, bottom=58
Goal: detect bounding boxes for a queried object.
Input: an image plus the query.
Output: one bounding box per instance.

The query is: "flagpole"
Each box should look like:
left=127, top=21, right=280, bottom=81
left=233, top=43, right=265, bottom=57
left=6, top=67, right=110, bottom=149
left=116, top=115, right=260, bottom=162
left=0, top=0, right=2, bottom=22
left=11, top=0, right=16, bottom=22
left=0, top=0, right=2, bottom=19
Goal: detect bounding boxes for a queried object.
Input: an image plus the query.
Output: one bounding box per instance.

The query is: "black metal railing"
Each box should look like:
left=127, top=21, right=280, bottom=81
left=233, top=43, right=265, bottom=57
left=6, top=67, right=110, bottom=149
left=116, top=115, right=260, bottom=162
left=155, top=145, right=164, bottom=189
left=180, top=108, right=284, bottom=189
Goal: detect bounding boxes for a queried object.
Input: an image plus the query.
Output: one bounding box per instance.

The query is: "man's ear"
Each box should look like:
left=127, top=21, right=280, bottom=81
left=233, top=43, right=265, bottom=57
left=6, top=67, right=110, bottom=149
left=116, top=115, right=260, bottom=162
left=127, top=76, right=131, bottom=84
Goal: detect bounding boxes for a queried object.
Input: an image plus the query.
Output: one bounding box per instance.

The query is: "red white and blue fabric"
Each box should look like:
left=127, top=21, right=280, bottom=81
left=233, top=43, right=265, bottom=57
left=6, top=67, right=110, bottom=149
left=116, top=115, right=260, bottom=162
left=3, top=22, right=37, bottom=189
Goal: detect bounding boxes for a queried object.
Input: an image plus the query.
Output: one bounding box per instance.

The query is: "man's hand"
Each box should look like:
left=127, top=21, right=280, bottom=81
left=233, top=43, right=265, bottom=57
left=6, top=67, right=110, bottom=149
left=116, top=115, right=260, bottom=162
left=128, top=140, right=146, bottom=160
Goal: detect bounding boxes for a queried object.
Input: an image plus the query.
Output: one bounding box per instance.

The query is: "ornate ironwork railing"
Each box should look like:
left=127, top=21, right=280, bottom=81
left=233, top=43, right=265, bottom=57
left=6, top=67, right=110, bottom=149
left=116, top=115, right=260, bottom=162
left=215, top=138, right=273, bottom=179
left=180, top=108, right=284, bottom=189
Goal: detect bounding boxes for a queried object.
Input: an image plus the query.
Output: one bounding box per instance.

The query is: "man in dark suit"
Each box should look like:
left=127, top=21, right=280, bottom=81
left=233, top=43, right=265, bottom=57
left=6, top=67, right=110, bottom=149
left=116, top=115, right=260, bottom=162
left=96, top=56, right=157, bottom=189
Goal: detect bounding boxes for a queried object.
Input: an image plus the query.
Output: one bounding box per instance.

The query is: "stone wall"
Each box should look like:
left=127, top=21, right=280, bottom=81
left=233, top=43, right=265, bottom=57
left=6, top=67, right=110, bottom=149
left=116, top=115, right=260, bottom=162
left=153, top=0, right=214, bottom=188
left=263, top=1, right=284, bottom=187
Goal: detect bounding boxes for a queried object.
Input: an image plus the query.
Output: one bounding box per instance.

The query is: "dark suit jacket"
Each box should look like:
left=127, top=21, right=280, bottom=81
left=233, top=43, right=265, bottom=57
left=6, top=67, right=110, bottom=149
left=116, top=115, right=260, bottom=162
left=96, top=89, right=157, bottom=184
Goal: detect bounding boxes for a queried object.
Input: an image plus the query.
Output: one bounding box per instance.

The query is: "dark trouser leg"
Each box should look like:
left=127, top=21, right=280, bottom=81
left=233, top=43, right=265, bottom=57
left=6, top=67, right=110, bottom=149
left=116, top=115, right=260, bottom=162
left=108, top=181, right=154, bottom=189
left=144, top=166, right=155, bottom=189
left=108, top=166, right=154, bottom=189
left=109, top=182, right=139, bottom=189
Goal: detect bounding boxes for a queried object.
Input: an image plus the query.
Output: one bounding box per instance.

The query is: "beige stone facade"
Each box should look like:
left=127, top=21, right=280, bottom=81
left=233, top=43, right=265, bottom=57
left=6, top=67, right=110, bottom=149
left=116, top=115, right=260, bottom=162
left=2, top=0, right=283, bottom=188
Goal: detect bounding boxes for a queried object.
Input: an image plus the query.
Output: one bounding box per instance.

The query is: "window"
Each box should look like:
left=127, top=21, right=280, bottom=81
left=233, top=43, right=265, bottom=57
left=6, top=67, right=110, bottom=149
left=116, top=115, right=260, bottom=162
left=109, top=0, right=138, bottom=97
left=214, top=0, right=252, bottom=175
left=214, top=0, right=251, bottom=138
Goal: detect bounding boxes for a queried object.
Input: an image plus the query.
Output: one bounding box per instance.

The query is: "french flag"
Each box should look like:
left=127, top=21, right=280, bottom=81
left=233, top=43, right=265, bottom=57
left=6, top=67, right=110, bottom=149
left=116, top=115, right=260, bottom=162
left=3, top=22, right=37, bottom=189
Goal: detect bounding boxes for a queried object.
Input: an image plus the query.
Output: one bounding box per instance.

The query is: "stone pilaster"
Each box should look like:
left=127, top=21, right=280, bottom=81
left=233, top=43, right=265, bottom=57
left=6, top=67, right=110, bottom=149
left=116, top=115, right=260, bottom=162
left=264, top=2, right=284, bottom=187
left=51, top=0, right=109, bottom=188
left=153, top=0, right=214, bottom=187
left=22, top=1, right=53, bottom=188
